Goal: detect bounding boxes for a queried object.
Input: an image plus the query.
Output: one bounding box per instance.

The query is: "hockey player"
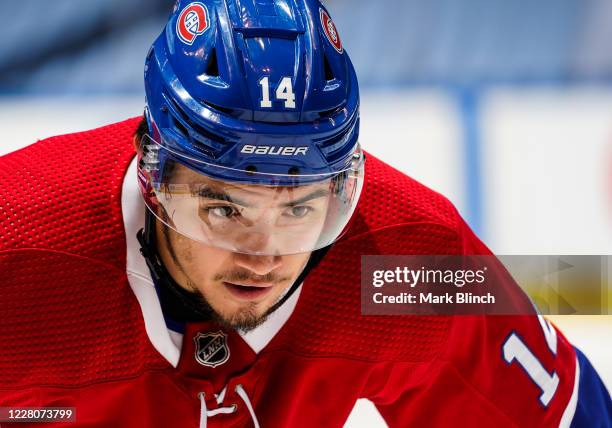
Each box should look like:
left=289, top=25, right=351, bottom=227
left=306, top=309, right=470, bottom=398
left=0, top=0, right=610, bottom=427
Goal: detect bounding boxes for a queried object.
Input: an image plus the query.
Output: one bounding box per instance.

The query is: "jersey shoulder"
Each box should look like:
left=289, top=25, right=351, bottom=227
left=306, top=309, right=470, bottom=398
left=0, top=118, right=167, bottom=390
left=351, top=152, right=463, bottom=237
left=0, top=117, right=141, bottom=266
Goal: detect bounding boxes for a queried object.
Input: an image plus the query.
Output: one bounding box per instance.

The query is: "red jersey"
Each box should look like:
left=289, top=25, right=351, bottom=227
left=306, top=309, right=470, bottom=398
left=0, top=118, right=605, bottom=427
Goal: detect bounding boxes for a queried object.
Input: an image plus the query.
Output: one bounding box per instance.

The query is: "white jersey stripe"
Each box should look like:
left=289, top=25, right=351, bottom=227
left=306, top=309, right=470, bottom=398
left=559, top=355, right=580, bottom=428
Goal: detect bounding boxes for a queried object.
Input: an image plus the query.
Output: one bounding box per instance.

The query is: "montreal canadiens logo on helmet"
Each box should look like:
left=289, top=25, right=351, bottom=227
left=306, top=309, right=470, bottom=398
left=319, top=8, right=342, bottom=53
left=176, top=2, right=210, bottom=45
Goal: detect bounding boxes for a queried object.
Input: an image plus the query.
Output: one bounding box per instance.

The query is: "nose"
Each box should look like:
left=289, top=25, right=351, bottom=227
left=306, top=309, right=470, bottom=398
left=233, top=253, right=283, bottom=276
left=234, top=228, right=275, bottom=254
left=232, top=230, right=283, bottom=274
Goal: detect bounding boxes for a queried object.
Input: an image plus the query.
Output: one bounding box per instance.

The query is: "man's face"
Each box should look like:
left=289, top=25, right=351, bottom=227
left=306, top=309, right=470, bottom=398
left=155, top=162, right=329, bottom=331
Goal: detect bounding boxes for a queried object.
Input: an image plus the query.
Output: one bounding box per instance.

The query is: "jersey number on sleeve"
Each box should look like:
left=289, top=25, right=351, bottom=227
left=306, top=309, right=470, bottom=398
left=502, top=315, right=560, bottom=406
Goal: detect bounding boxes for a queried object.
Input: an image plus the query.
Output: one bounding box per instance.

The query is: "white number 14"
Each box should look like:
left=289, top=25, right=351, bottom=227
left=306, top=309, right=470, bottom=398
left=259, top=76, right=296, bottom=109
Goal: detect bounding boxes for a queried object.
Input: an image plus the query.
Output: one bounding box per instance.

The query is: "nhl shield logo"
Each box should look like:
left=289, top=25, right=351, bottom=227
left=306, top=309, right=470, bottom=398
left=194, top=331, right=230, bottom=368
left=319, top=8, right=343, bottom=54
left=176, top=2, right=210, bottom=45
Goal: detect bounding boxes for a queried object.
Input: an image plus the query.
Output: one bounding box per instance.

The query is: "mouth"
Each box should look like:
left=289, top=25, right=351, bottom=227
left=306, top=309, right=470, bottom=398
left=223, top=281, right=274, bottom=300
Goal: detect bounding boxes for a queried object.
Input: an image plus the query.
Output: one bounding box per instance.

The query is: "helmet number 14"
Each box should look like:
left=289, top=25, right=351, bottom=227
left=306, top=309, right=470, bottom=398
left=259, top=76, right=296, bottom=109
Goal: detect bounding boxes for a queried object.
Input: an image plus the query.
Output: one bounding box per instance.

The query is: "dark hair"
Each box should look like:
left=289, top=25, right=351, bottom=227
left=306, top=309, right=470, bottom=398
left=134, top=116, right=149, bottom=145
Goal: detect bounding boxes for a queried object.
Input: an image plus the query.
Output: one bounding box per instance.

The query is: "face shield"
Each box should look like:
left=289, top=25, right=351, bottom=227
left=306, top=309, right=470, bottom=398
left=137, top=134, right=365, bottom=256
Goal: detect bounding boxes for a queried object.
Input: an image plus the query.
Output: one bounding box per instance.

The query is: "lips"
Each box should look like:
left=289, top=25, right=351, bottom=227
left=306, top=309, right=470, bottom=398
left=223, top=281, right=274, bottom=300
left=227, top=281, right=274, bottom=288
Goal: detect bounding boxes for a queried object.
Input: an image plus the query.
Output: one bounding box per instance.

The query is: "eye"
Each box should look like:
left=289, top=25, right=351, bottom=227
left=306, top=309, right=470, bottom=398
left=208, top=206, right=238, bottom=218
left=286, top=205, right=312, bottom=218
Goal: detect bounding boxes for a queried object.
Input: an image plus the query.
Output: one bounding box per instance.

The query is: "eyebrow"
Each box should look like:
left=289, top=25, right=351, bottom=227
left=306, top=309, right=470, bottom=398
left=280, top=188, right=330, bottom=207
left=196, top=186, right=329, bottom=208
left=197, top=188, right=251, bottom=207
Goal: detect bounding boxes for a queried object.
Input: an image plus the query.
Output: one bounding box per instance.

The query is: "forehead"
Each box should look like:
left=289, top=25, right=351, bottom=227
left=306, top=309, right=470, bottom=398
left=169, top=161, right=329, bottom=197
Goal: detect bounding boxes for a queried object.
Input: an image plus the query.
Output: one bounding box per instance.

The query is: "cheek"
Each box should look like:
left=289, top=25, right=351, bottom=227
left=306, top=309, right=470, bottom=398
left=284, top=253, right=312, bottom=278
left=181, top=242, right=233, bottom=281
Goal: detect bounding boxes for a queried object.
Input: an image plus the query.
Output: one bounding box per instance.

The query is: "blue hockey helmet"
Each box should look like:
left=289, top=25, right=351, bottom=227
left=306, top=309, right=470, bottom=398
left=138, top=0, right=364, bottom=255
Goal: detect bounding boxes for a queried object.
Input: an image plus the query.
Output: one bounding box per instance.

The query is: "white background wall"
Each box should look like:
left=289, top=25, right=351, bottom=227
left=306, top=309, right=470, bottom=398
left=481, top=87, right=612, bottom=255
left=0, top=90, right=610, bottom=427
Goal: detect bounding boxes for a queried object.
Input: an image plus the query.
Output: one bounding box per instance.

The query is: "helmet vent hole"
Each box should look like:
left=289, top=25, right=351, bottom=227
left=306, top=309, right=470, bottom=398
left=246, top=165, right=258, bottom=174
left=173, top=118, right=189, bottom=138
left=323, top=55, right=334, bottom=81
left=206, top=48, right=219, bottom=77
left=288, top=167, right=300, bottom=175
left=204, top=101, right=235, bottom=115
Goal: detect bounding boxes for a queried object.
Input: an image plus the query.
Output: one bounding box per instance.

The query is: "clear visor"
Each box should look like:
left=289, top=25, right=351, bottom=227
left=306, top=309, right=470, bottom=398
left=137, top=135, right=365, bottom=255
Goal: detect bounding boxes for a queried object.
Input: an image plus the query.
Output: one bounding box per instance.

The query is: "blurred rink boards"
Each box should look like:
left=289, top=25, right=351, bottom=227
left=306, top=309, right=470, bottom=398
left=0, top=89, right=610, bottom=426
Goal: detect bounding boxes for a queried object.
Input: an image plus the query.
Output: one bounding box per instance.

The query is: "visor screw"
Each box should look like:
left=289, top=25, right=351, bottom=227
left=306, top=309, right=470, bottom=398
left=288, top=167, right=300, bottom=175
left=161, top=105, right=168, bottom=113
left=246, top=165, right=257, bottom=174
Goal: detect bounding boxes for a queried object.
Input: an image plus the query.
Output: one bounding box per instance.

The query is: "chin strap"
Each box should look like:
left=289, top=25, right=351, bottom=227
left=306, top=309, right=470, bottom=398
left=264, top=239, right=332, bottom=316
left=137, top=209, right=333, bottom=324
left=137, top=209, right=212, bottom=322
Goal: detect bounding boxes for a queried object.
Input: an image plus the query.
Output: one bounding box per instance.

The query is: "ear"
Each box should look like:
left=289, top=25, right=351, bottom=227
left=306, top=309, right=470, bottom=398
left=132, top=135, right=140, bottom=152
left=133, top=115, right=149, bottom=152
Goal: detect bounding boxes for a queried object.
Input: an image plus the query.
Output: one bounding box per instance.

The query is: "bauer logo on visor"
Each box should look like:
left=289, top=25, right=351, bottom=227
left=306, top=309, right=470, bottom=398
left=240, top=145, right=309, bottom=156
left=319, top=8, right=343, bottom=53
left=176, top=2, right=210, bottom=45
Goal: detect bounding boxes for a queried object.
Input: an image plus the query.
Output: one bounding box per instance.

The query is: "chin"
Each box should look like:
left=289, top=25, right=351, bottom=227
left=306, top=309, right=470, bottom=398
left=224, top=310, right=269, bottom=332
left=204, top=287, right=286, bottom=332
left=211, top=301, right=271, bottom=332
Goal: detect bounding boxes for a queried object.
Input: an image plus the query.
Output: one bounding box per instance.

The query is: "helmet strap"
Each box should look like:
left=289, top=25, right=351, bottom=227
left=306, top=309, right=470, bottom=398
left=137, top=209, right=212, bottom=326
